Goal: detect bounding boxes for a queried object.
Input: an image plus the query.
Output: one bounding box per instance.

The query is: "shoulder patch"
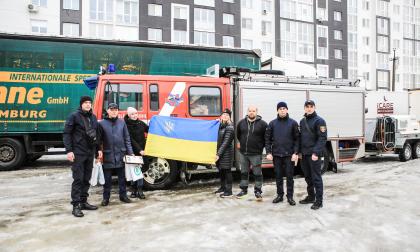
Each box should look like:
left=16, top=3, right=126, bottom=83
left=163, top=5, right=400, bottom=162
left=320, top=126, right=327, bottom=132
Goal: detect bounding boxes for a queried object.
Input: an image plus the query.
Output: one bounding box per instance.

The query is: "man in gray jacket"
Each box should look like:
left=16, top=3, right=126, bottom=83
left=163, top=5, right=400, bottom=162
left=98, top=103, right=134, bottom=206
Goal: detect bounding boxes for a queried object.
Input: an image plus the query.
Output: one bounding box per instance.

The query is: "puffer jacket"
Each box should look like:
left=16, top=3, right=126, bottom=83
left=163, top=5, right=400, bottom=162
left=216, top=122, right=234, bottom=170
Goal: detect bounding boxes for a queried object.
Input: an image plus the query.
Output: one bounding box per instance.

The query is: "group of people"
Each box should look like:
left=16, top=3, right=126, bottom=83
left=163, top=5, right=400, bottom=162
left=64, top=95, right=327, bottom=218
left=63, top=96, right=148, bottom=217
left=214, top=100, right=327, bottom=211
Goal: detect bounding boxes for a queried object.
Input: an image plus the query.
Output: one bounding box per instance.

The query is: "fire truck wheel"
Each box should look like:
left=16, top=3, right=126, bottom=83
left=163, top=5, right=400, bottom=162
left=143, top=158, right=179, bottom=190
left=412, top=142, right=420, bottom=159
left=0, top=138, right=26, bottom=171
left=399, top=143, right=412, bottom=162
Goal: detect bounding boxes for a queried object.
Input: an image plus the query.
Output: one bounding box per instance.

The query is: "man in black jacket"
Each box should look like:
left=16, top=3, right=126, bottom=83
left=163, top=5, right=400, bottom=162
left=265, top=102, right=299, bottom=206
left=299, top=100, right=327, bottom=210
left=235, top=106, right=267, bottom=201
left=63, top=96, right=102, bottom=217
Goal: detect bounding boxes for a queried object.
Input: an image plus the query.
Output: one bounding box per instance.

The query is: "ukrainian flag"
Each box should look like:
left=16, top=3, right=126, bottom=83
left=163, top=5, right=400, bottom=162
left=145, top=116, right=220, bottom=164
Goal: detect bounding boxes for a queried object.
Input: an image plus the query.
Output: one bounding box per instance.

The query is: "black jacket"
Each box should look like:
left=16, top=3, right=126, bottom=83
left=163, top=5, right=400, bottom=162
left=265, top=114, right=300, bottom=157
left=236, top=115, right=267, bottom=155
left=299, top=112, right=327, bottom=156
left=124, top=115, right=149, bottom=155
left=98, top=117, right=134, bottom=169
left=216, top=122, right=234, bottom=170
left=63, top=108, right=98, bottom=156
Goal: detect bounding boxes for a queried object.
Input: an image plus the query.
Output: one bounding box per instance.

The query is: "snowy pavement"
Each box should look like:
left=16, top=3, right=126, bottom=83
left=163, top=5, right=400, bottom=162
left=0, top=155, right=419, bottom=252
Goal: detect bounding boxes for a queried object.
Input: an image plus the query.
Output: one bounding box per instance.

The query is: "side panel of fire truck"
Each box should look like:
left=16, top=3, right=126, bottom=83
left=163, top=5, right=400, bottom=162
left=236, top=81, right=365, bottom=171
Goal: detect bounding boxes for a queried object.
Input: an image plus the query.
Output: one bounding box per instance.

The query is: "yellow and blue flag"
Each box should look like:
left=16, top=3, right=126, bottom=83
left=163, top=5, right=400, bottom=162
left=144, top=116, right=220, bottom=164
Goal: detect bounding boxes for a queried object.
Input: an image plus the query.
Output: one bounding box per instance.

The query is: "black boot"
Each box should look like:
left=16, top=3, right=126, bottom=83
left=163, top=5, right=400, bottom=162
left=72, top=204, right=84, bottom=217
left=287, top=197, right=296, bottom=206
left=214, top=187, right=225, bottom=194
left=120, top=195, right=132, bottom=203
left=236, top=189, right=247, bottom=198
left=101, top=199, right=109, bottom=206
left=81, top=202, right=98, bottom=210
left=137, top=189, right=146, bottom=200
left=299, top=196, right=315, bottom=204
left=130, top=190, right=137, bottom=198
left=311, top=201, right=323, bottom=210
left=272, top=195, right=283, bottom=204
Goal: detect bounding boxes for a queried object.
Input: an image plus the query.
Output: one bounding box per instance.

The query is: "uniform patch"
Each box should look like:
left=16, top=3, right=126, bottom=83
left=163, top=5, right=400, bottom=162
left=320, top=126, right=327, bottom=132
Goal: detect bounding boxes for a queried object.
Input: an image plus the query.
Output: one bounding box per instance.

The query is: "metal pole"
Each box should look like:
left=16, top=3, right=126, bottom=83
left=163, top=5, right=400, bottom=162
left=390, top=48, right=398, bottom=92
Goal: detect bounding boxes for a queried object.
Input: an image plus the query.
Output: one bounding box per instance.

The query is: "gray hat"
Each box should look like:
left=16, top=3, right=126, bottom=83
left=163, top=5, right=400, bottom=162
left=107, top=103, right=119, bottom=109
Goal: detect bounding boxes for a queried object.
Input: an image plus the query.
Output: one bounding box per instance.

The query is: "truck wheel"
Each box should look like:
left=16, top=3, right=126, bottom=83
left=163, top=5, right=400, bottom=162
left=0, top=138, right=26, bottom=171
left=399, top=143, right=412, bottom=162
left=412, top=142, right=420, bottom=159
left=143, top=158, right=179, bottom=190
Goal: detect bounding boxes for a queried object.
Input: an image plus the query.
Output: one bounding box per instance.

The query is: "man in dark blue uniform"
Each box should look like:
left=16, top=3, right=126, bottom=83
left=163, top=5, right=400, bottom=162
left=299, top=100, right=327, bottom=210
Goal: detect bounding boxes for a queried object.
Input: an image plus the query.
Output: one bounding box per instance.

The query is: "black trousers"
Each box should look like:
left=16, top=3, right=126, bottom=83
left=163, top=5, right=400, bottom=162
left=71, top=154, right=94, bottom=206
left=301, top=155, right=323, bottom=203
left=219, top=168, right=233, bottom=194
left=273, top=156, right=294, bottom=198
left=103, top=167, right=127, bottom=200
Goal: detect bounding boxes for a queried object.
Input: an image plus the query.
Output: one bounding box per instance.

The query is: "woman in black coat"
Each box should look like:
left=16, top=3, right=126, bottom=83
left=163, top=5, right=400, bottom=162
left=215, top=108, right=235, bottom=198
left=124, top=107, right=149, bottom=199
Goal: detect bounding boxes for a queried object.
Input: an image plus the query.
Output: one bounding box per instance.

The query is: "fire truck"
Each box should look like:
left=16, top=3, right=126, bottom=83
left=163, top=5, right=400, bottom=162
left=86, top=66, right=365, bottom=189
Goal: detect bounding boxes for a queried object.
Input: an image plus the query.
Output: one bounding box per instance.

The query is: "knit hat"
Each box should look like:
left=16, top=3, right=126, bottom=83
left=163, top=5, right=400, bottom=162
left=127, top=107, right=137, bottom=115
left=221, top=108, right=232, bottom=117
left=277, top=101, right=288, bottom=110
left=80, top=96, right=92, bottom=107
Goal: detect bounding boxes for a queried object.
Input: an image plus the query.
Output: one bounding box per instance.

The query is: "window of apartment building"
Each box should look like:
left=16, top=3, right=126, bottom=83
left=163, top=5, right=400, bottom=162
left=89, top=23, right=112, bottom=39
left=393, top=22, right=400, bottom=32
left=148, top=28, right=162, bottom=41
left=349, top=69, right=358, bottom=80
left=377, top=53, right=389, bottom=69
left=63, top=23, right=79, bottom=37
left=377, top=18, right=389, bottom=35
left=223, top=0, right=234, bottom=3
left=90, top=0, right=113, bottom=21
left=281, top=20, right=314, bottom=62
left=223, top=13, right=234, bottom=25
left=262, top=0, right=272, bottom=13
left=377, top=70, right=389, bottom=89
left=334, top=30, right=342, bottom=40
left=194, top=31, right=215, bottom=46
left=317, top=25, right=328, bottom=59
left=174, top=5, right=188, bottom=19
left=317, top=7, right=328, bottom=21
left=348, top=15, right=357, bottom=31
left=333, top=0, right=341, bottom=2
left=377, top=36, right=389, bottom=52
left=317, top=64, right=329, bottom=78
left=334, top=11, right=342, bottom=21
left=31, top=20, right=47, bottom=34
left=63, top=0, right=79, bottom=10
left=148, top=4, right=162, bottom=17
left=348, top=33, right=357, bottom=49
left=194, top=0, right=215, bottom=7
left=173, top=30, right=187, bottom=44
left=362, top=18, right=370, bottom=28
left=334, top=49, right=343, bottom=59
left=403, top=23, right=414, bottom=39
left=376, top=0, right=389, bottom=17
left=117, top=0, right=138, bottom=25
left=393, top=5, right=400, bottom=15
left=242, top=18, right=253, bottom=30
left=416, top=25, right=420, bottom=40
left=262, top=42, right=272, bottom=53
left=335, top=68, right=343, bottom=79
left=415, top=41, right=420, bottom=56
left=363, top=72, right=370, bottom=81
left=362, top=54, right=370, bottom=63
left=363, top=36, right=370, bottom=46
left=242, top=39, right=253, bottom=50
left=393, top=39, right=400, bottom=50
left=32, top=0, right=47, bottom=7
left=280, top=0, right=313, bottom=23
left=318, top=47, right=328, bottom=59
left=362, top=0, right=369, bottom=10
left=349, top=51, right=357, bottom=68
left=194, top=8, right=215, bottom=31
left=223, top=36, right=234, bottom=48
left=241, top=0, right=252, bottom=9
left=403, top=40, right=414, bottom=55
left=262, top=21, right=271, bottom=35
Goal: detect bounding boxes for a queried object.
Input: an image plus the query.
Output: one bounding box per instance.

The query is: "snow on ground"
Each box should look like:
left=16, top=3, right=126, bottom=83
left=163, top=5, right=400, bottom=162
left=0, top=155, right=419, bottom=252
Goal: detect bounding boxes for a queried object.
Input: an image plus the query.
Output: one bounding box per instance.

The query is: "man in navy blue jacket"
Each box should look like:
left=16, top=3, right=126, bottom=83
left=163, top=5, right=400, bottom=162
left=265, top=102, right=300, bottom=206
left=299, top=100, right=327, bottom=210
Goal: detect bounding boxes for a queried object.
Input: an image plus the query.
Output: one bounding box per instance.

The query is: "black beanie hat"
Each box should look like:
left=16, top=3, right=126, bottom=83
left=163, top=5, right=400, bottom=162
left=80, top=96, right=92, bottom=107
left=277, top=101, right=288, bottom=110
left=221, top=108, right=232, bottom=117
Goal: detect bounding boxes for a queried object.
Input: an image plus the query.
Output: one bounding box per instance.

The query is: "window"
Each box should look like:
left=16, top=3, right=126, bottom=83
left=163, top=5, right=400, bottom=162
left=262, top=0, right=272, bottom=12
left=377, top=71, right=389, bottom=89
left=281, top=20, right=314, bottom=62
left=223, top=13, right=234, bottom=25
left=262, top=42, right=272, bottom=53
left=173, top=30, right=187, bottom=44
left=32, top=0, right=47, bottom=7
left=194, top=0, right=214, bottom=7
left=117, top=0, right=138, bottom=25
left=377, top=36, right=389, bottom=52
left=223, top=0, right=234, bottom=2
left=334, top=11, right=342, bottom=21
left=174, top=5, right=188, bottom=19
left=335, top=68, right=343, bottom=79
left=393, top=5, right=400, bottom=15
left=89, top=23, right=112, bottom=39
left=194, top=31, right=215, bottom=46
left=403, top=23, right=414, bottom=39
left=222, top=36, right=234, bottom=48
left=362, top=0, right=369, bottom=10
left=317, top=25, right=328, bottom=59
left=377, top=18, right=389, bottom=35
left=334, top=30, right=342, bottom=40
left=148, top=4, right=162, bottom=16
left=148, top=28, right=162, bottom=41
left=242, top=18, right=253, bottom=29
left=393, top=39, right=400, bottom=50
left=90, top=0, right=113, bottom=21
left=262, top=21, right=271, bottom=35
left=241, top=0, right=252, bottom=9
left=376, top=0, right=389, bottom=17
left=362, top=54, right=370, bottom=63
left=280, top=0, right=314, bottom=22
left=317, top=25, right=328, bottom=37
left=317, top=8, right=328, bottom=21
left=363, top=72, right=370, bottom=81
left=149, top=84, right=159, bottom=111
left=318, top=47, right=328, bottom=59
left=393, top=22, right=400, bottom=32
left=194, top=8, right=215, bottom=31
left=334, top=49, right=343, bottom=59
left=63, top=0, right=79, bottom=10
left=377, top=53, right=389, bottom=69
left=31, top=20, right=47, bottom=34
left=242, top=39, right=253, bottom=49
left=62, top=23, right=79, bottom=37
left=317, top=64, right=329, bottom=78
left=363, top=36, right=370, bottom=46
left=362, top=18, right=370, bottom=28
left=104, top=83, right=144, bottom=111
left=189, top=87, right=221, bottom=116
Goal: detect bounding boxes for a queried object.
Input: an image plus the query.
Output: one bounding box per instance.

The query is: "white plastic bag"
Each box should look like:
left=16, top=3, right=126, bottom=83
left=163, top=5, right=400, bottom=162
left=124, top=155, right=144, bottom=181
left=97, top=162, right=105, bottom=185
left=125, top=164, right=133, bottom=181
left=130, top=164, right=144, bottom=181
left=90, top=161, right=105, bottom=186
